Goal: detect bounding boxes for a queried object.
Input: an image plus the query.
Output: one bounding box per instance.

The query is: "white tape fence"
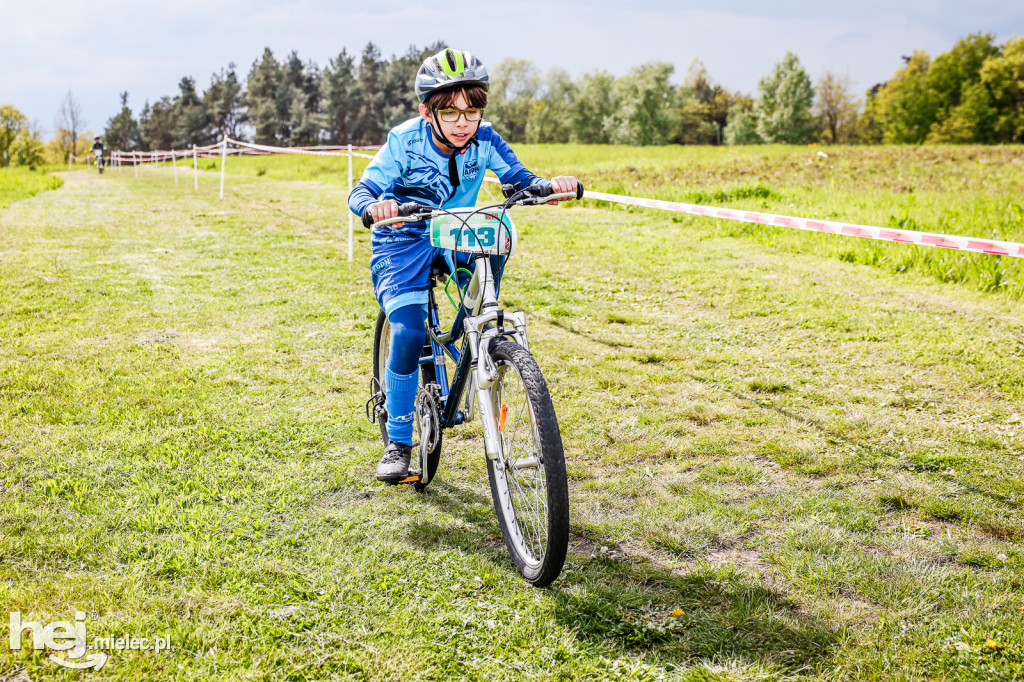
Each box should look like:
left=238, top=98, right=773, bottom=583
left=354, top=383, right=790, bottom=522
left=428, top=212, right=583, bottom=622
left=105, top=135, right=1024, bottom=263
left=106, top=138, right=381, bottom=261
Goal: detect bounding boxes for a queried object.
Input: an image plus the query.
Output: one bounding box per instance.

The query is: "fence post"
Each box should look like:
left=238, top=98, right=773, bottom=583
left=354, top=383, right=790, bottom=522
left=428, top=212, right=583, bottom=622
left=134, top=151, right=139, bottom=178
left=219, top=137, right=227, bottom=199
left=173, top=150, right=178, bottom=184
left=193, top=145, right=198, bottom=191
left=348, top=144, right=354, bottom=262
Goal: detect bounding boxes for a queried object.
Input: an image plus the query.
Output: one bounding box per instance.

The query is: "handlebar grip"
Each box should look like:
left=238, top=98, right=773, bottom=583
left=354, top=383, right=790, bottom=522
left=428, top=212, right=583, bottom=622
left=397, top=202, right=426, bottom=217
left=361, top=208, right=374, bottom=229
left=503, top=180, right=585, bottom=199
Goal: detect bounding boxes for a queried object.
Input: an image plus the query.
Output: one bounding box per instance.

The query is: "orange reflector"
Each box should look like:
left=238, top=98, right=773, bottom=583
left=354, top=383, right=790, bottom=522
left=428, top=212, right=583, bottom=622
left=498, top=404, right=508, bottom=431
left=398, top=475, right=421, bottom=484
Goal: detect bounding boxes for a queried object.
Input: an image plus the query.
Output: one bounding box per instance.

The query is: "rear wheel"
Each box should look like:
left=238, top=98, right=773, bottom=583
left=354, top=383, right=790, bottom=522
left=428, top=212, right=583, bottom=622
left=372, top=310, right=442, bottom=488
left=485, top=339, right=569, bottom=587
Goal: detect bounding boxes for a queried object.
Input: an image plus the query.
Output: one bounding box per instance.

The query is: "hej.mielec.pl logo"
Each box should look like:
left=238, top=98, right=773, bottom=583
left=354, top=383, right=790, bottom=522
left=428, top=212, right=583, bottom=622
left=9, top=611, right=172, bottom=671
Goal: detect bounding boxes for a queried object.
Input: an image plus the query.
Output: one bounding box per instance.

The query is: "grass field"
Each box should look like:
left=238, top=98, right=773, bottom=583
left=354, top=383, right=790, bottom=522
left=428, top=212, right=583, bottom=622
left=1, top=152, right=1023, bottom=680
left=0, top=167, right=64, bottom=209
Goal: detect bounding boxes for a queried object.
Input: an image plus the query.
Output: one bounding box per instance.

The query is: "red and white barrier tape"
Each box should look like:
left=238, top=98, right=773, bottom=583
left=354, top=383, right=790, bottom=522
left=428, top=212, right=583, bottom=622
left=583, top=189, right=1024, bottom=260
left=227, top=138, right=346, bottom=157
left=107, top=140, right=381, bottom=164
left=482, top=177, right=1023, bottom=259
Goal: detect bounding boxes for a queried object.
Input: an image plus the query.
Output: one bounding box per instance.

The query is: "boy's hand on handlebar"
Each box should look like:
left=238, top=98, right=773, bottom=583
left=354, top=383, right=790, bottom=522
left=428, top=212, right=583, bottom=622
left=368, top=200, right=400, bottom=223
left=362, top=200, right=433, bottom=228
left=547, top=176, right=579, bottom=205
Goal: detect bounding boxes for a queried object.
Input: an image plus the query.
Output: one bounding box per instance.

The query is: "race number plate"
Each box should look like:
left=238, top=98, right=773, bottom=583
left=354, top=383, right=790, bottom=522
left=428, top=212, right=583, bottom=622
left=429, top=212, right=517, bottom=256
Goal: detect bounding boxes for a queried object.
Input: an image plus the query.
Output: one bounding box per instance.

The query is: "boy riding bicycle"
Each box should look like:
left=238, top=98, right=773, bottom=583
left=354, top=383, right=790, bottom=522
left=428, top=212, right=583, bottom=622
left=348, top=47, right=579, bottom=483
left=92, top=136, right=106, bottom=172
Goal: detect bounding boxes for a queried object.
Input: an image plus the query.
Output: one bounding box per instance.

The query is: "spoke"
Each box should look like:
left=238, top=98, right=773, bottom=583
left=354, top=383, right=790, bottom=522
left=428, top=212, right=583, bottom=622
left=496, top=361, right=548, bottom=561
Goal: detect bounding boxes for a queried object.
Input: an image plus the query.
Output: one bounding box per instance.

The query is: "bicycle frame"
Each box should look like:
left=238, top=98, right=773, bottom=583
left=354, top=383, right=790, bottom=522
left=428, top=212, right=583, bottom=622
left=424, top=252, right=529, bottom=469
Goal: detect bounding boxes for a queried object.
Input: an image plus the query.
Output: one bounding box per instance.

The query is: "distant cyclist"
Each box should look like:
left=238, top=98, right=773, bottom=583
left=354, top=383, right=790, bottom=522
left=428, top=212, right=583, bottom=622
left=348, top=47, right=579, bottom=482
left=92, top=136, right=106, bottom=173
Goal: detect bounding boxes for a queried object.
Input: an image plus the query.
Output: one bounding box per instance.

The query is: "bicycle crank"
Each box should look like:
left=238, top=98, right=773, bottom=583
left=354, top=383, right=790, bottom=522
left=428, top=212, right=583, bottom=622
left=414, top=383, right=443, bottom=484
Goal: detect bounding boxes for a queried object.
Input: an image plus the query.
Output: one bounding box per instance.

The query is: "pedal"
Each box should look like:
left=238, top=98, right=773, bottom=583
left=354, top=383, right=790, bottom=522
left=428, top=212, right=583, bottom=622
left=397, top=473, right=422, bottom=485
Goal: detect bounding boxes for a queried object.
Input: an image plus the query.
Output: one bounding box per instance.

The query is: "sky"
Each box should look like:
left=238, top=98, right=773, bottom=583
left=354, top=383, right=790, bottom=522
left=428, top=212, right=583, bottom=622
left=3, top=0, right=1022, bottom=138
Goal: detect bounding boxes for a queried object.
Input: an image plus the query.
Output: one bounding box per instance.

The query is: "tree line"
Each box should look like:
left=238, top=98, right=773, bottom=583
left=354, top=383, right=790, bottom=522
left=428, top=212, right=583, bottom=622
left=94, top=42, right=851, bottom=150
left=862, top=33, right=1024, bottom=144
left=101, top=42, right=446, bottom=152
left=1, top=32, right=1021, bottom=168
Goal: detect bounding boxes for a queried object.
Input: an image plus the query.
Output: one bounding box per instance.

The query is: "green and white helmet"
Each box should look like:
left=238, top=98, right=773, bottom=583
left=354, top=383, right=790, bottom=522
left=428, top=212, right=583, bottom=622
left=415, top=48, right=489, bottom=101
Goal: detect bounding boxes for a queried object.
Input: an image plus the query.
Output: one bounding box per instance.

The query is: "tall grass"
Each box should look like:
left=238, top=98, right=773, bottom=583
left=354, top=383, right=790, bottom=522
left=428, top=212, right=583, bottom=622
left=515, top=144, right=1024, bottom=299
left=0, top=167, right=64, bottom=209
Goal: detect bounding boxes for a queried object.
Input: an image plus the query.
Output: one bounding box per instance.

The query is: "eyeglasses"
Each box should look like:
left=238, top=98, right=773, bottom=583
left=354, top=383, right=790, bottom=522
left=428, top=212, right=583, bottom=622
left=436, top=108, right=483, bottom=123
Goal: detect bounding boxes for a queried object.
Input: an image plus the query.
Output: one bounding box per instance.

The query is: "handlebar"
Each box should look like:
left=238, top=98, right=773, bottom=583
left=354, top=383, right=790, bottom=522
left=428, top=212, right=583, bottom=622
left=361, top=182, right=585, bottom=230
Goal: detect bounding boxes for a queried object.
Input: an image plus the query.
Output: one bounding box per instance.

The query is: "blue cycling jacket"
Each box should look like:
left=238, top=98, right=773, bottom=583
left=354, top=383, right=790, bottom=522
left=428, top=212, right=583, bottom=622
left=348, top=117, right=546, bottom=235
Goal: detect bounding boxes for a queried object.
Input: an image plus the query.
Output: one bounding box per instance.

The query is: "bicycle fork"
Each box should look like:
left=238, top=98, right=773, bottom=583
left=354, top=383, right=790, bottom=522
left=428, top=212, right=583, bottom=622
left=460, top=256, right=530, bottom=462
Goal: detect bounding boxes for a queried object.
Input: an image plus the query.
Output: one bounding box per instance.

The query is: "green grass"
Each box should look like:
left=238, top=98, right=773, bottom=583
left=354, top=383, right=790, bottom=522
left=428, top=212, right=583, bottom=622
left=0, top=167, right=63, bottom=209
left=2, top=158, right=1023, bottom=680
left=191, top=152, right=374, bottom=186
left=517, top=144, right=1024, bottom=299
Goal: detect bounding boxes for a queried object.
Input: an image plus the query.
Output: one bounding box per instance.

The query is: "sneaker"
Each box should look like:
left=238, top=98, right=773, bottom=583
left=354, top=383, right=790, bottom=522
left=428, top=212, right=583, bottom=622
left=376, top=441, right=413, bottom=483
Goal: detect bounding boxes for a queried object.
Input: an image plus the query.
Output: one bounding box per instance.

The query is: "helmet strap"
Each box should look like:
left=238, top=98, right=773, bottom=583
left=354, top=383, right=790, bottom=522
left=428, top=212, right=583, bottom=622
left=448, top=154, right=460, bottom=189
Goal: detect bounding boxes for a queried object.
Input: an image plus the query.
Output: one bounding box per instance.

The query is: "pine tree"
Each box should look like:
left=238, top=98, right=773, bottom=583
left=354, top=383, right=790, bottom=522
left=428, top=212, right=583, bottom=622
left=173, top=77, right=212, bottom=148
left=323, top=49, right=356, bottom=144
left=139, top=97, right=177, bottom=151
left=104, top=92, right=142, bottom=150
left=350, top=43, right=386, bottom=145
left=206, top=64, right=243, bottom=141
left=247, top=48, right=282, bottom=144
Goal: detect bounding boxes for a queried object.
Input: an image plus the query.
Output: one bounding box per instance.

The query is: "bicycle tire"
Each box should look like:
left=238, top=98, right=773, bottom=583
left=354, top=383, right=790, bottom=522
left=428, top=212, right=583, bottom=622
left=485, top=339, right=569, bottom=587
left=372, top=310, right=442, bottom=488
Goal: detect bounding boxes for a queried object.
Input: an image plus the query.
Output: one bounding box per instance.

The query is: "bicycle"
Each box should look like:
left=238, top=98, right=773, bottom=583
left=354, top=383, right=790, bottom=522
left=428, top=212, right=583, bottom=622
left=362, top=182, right=583, bottom=587
left=94, top=150, right=104, bottom=174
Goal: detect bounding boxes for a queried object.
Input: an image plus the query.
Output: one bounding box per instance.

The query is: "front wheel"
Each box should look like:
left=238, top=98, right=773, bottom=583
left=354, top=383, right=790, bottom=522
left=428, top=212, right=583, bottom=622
left=485, top=339, right=569, bottom=587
